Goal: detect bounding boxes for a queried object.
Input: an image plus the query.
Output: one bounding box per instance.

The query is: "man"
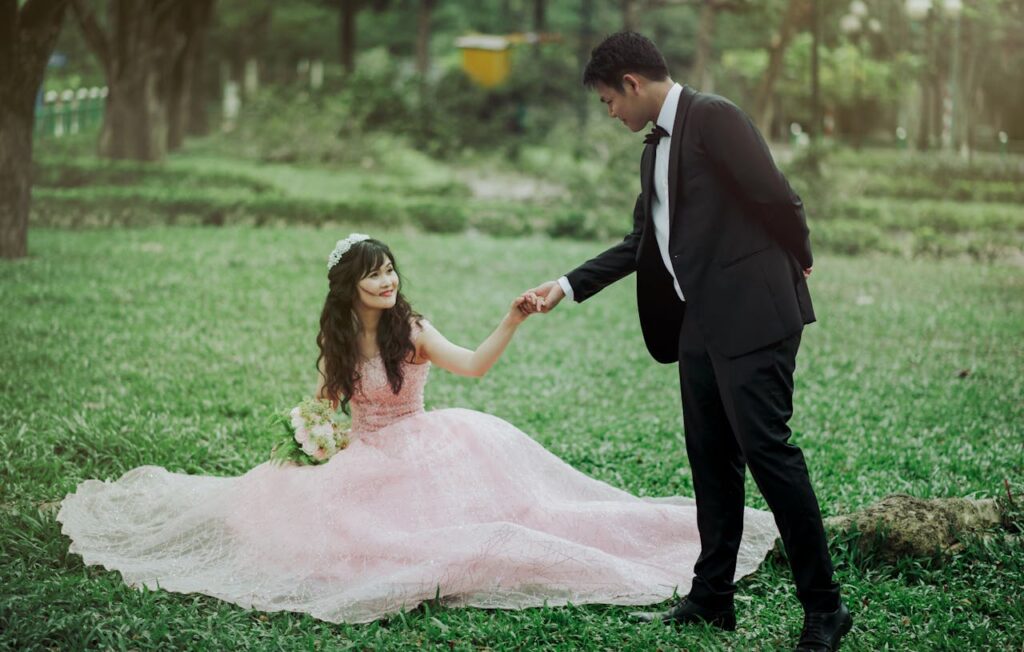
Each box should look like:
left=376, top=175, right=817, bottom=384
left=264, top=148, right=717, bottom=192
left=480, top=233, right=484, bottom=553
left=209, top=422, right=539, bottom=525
left=524, top=32, right=852, bottom=651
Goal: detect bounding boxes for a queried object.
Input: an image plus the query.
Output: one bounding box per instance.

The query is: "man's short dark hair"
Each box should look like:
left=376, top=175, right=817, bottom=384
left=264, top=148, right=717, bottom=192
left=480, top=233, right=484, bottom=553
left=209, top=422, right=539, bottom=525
left=582, top=32, right=669, bottom=92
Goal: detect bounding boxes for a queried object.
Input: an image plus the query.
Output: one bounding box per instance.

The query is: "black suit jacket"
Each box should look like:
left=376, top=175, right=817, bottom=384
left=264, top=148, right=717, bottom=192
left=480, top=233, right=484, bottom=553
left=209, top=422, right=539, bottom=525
left=566, top=85, right=815, bottom=362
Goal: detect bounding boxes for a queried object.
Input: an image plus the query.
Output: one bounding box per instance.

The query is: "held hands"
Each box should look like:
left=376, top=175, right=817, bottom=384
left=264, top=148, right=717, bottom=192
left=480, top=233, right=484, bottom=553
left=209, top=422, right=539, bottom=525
left=519, top=280, right=565, bottom=315
left=509, top=292, right=544, bottom=325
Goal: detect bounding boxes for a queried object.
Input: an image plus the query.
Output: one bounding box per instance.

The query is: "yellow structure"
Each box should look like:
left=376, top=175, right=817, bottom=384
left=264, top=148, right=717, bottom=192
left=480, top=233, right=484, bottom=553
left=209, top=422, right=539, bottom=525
left=454, top=35, right=512, bottom=88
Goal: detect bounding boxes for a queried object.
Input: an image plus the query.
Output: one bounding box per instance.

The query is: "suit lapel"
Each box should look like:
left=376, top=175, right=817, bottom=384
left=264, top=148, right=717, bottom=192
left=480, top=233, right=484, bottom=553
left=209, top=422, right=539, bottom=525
left=667, top=85, right=697, bottom=246
left=641, top=143, right=655, bottom=219
left=638, top=143, right=657, bottom=257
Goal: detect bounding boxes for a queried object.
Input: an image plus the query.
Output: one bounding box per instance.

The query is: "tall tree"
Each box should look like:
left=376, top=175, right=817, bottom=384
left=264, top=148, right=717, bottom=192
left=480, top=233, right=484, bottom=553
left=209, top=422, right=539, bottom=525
left=70, top=0, right=187, bottom=161
left=167, top=0, right=214, bottom=150
left=621, top=0, right=639, bottom=32
left=752, top=0, right=809, bottom=136
left=617, top=0, right=749, bottom=91
left=689, top=0, right=748, bottom=91
left=532, top=0, right=546, bottom=55
left=0, top=0, right=70, bottom=260
left=338, top=0, right=359, bottom=74
left=415, top=0, right=436, bottom=76
left=332, top=0, right=389, bottom=75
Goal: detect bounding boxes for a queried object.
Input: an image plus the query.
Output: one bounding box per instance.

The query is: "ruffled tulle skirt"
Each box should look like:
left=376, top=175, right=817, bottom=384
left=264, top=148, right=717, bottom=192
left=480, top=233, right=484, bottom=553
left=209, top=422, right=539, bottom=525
left=57, top=408, right=779, bottom=624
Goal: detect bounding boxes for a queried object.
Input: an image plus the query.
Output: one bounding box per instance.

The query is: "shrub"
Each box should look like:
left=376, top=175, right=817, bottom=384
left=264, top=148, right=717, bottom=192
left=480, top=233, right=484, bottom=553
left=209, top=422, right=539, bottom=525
left=33, top=158, right=274, bottom=194
left=408, top=200, right=469, bottom=233
left=469, top=204, right=537, bottom=238
left=29, top=187, right=408, bottom=230
left=546, top=208, right=601, bottom=240
left=812, top=219, right=892, bottom=256
left=912, top=226, right=959, bottom=258
left=829, top=198, right=1023, bottom=234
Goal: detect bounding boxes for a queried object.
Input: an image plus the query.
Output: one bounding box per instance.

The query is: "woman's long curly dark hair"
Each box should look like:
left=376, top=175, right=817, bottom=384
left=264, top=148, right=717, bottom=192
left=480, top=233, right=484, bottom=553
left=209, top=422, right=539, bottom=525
left=316, top=238, right=421, bottom=413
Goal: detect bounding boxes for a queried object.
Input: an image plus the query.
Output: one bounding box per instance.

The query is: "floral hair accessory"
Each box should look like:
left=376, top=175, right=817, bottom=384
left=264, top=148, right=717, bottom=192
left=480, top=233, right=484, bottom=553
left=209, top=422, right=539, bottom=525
left=327, top=233, right=371, bottom=271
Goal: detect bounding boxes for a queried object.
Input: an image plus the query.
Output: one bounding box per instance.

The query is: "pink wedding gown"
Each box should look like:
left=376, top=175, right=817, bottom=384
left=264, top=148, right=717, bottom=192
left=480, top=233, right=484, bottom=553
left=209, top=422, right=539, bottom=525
left=57, top=354, right=780, bottom=624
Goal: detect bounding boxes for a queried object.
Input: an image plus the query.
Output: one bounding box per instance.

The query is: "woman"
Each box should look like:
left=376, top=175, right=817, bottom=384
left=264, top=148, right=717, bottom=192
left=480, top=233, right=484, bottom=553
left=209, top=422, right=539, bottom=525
left=57, top=235, right=779, bottom=624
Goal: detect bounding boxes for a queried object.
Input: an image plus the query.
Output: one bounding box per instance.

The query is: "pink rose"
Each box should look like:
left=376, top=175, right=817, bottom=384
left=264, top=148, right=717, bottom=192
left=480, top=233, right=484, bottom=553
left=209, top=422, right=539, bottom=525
left=294, top=427, right=310, bottom=444
left=313, top=448, right=328, bottom=460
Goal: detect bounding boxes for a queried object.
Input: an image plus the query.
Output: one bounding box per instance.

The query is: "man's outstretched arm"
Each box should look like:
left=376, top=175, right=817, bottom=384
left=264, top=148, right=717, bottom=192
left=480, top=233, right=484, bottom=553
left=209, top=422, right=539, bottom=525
left=527, top=193, right=645, bottom=313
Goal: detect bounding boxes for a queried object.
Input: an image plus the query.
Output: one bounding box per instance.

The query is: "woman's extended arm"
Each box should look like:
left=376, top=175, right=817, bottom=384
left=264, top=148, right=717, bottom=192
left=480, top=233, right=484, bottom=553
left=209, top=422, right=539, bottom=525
left=416, top=294, right=539, bottom=378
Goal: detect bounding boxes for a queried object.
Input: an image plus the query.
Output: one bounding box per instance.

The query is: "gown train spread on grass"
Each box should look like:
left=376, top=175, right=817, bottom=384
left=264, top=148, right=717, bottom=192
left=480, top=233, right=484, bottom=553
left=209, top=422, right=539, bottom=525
left=58, top=348, right=780, bottom=624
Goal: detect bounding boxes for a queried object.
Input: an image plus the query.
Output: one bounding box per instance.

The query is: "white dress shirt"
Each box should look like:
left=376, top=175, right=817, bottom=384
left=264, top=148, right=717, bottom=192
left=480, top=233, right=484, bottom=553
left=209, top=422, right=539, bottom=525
left=559, top=82, right=685, bottom=302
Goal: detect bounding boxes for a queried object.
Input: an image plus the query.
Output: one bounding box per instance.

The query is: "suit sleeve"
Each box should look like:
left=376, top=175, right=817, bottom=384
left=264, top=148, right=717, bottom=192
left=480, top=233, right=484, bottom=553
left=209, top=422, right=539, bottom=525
left=698, top=98, right=813, bottom=269
left=563, top=193, right=644, bottom=303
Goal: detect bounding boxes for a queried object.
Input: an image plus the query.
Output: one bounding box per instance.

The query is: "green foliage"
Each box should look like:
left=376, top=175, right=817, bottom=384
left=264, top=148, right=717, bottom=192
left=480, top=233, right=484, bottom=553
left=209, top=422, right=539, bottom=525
left=546, top=208, right=601, bottom=240
left=2, top=229, right=1022, bottom=650
left=811, top=219, right=892, bottom=256
left=783, top=145, right=1024, bottom=260
left=829, top=149, right=1024, bottom=184
left=408, top=200, right=469, bottom=234
left=30, top=131, right=1024, bottom=262
left=33, top=156, right=275, bottom=193
left=860, top=175, right=1024, bottom=203
left=468, top=203, right=536, bottom=238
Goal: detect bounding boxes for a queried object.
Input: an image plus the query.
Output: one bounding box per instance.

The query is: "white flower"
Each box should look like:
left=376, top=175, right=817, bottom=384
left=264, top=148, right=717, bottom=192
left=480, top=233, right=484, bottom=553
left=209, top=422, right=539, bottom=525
left=312, top=422, right=334, bottom=439
left=290, top=411, right=305, bottom=430
left=301, top=439, right=318, bottom=456
left=327, top=233, right=371, bottom=270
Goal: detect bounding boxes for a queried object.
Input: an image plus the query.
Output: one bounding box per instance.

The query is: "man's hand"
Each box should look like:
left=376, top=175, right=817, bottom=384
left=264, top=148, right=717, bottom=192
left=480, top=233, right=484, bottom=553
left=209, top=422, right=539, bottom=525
left=803, top=267, right=813, bottom=279
left=524, top=280, right=565, bottom=314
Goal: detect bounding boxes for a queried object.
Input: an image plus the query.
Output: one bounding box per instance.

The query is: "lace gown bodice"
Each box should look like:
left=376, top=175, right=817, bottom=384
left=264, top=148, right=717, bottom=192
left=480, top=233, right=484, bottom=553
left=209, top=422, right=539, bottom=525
left=349, top=357, right=430, bottom=435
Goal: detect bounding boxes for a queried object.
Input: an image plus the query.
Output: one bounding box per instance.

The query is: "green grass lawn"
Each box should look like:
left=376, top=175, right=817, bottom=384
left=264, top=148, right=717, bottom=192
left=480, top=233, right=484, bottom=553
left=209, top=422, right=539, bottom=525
left=2, top=227, right=1022, bottom=650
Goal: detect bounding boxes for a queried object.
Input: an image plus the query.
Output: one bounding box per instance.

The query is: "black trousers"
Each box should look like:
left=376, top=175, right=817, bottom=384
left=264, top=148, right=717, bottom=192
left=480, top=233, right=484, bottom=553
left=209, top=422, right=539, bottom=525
left=678, top=305, right=840, bottom=613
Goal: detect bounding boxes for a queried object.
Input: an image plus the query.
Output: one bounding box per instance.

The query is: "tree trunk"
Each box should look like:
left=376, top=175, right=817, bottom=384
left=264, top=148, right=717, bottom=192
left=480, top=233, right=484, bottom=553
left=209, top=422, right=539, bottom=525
left=621, top=0, right=638, bottom=32
left=810, top=0, right=821, bottom=139
left=415, top=0, right=436, bottom=77
left=71, top=0, right=186, bottom=162
left=753, top=0, right=807, bottom=137
left=0, top=108, right=33, bottom=260
left=532, top=0, right=546, bottom=55
left=691, top=0, right=717, bottom=91
left=959, top=14, right=987, bottom=160
left=339, top=0, right=357, bottom=75
left=0, top=0, right=69, bottom=260
left=99, top=68, right=168, bottom=161
left=168, top=0, right=214, bottom=149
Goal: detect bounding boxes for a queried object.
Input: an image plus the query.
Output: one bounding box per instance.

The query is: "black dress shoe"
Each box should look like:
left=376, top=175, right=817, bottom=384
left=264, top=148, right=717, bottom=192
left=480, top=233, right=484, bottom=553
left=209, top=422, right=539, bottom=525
left=629, top=597, right=737, bottom=631
left=794, top=601, right=853, bottom=651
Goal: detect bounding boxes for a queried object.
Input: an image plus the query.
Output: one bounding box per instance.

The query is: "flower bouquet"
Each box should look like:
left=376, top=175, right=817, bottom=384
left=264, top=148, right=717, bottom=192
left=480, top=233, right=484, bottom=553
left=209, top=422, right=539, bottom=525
left=269, top=397, right=350, bottom=466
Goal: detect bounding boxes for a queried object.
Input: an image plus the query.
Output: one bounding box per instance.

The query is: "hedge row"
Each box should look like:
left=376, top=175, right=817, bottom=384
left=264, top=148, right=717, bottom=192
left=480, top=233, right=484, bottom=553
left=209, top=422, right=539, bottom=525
left=32, top=157, right=472, bottom=202
left=857, top=175, right=1024, bottom=203
left=826, top=198, right=1024, bottom=234
left=29, top=186, right=628, bottom=241
left=811, top=219, right=1019, bottom=261
left=32, top=158, right=276, bottom=194
left=33, top=185, right=1021, bottom=262
left=829, top=149, right=1024, bottom=184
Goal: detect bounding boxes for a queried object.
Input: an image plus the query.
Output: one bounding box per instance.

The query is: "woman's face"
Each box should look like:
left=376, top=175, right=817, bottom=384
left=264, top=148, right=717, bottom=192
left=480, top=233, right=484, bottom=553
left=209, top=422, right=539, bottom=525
left=355, top=258, right=399, bottom=311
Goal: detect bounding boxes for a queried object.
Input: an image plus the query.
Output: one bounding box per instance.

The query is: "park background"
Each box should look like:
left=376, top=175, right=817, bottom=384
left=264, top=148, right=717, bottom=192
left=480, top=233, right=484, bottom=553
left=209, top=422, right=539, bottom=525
left=2, top=0, right=1022, bottom=650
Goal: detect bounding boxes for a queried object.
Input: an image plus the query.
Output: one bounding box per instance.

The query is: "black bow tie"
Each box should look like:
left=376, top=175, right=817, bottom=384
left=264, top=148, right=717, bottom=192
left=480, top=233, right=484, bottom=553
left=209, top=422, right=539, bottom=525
left=644, top=125, right=669, bottom=145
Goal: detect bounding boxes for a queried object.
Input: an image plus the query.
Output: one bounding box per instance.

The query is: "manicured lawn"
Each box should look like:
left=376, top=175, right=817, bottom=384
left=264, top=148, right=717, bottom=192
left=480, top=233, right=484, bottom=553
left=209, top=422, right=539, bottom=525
left=2, top=227, right=1021, bottom=650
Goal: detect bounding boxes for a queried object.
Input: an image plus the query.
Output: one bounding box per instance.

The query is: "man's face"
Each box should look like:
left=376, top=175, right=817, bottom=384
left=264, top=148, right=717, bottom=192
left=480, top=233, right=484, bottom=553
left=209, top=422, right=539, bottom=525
left=594, top=79, right=646, bottom=133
